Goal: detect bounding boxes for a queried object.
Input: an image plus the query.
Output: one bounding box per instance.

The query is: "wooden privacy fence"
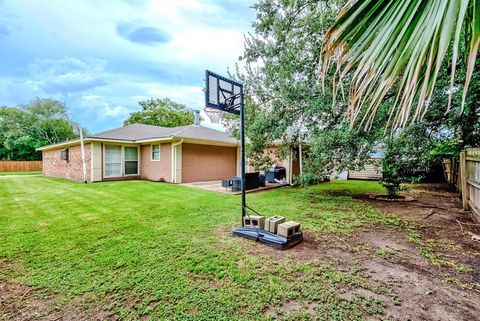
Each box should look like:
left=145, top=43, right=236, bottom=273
left=0, top=161, right=43, bottom=172
left=442, top=158, right=459, bottom=186
left=459, top=148, right=480, bottom=221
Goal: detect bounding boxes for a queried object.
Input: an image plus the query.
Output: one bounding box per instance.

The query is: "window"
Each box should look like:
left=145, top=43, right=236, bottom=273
left=61, top=148, right=69, bottom=161
left=104, top=145, right=122, bottom=177
left=151, top=144, right=160, bottom=161
left=124, top=147, right=139, bottom=175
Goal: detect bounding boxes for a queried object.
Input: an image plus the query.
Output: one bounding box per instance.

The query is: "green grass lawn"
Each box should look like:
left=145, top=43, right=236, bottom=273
left=0, top=171, right=42, bottom=175
left=0, top=177, right=401, bottom=320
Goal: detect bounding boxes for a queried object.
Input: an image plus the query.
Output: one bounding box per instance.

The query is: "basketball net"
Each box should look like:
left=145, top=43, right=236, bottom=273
left=204, top=107, right=222, bottom=124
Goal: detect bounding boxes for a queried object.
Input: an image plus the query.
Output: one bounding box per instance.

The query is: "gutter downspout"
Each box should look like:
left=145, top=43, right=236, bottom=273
left=171, top=139, right=183, bottom=183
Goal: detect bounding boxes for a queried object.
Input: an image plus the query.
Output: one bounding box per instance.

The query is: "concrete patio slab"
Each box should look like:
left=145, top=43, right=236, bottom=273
left=181, top=180, right=288, bottom=195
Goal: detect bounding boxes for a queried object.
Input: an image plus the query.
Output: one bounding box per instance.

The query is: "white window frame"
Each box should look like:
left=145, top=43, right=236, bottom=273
left=103, top=144, right=123, bottom=178
left=124, top=146, right=140, bottom=176
left=151, top=144, right=161, bottom=161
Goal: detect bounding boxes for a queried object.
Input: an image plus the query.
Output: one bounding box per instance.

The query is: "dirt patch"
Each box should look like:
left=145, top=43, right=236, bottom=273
left=249, top=183, right=480, bottom=320
left=263, top=300, right=318, bottom=319
left=370, top=195, right=415, bottom=202
left=242, top=230, right=354, bottom=263
left=364, top=258, right=478, bottom=321
left=0, top=281, right=114, bottom=321
left=348, top=185, right=480, bottom=320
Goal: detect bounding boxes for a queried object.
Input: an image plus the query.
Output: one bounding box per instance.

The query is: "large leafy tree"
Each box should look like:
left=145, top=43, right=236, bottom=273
left=124, top=98, right=195, bottom=127
left=226, top=0, right=479, bottom=186
left=322, top=0, right=480, bottom=131
left=0, top=98, right=79, bottom=160
left=224, top=0, right=386, bottom=183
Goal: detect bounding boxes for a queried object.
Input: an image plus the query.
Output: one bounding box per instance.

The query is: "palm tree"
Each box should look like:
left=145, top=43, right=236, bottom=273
left=322, top=0, right=480, bottom=131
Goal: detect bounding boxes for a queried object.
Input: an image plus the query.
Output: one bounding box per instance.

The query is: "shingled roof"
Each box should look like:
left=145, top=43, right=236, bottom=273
left=37, top=123, right=238, bottom=151
left=89, top=123, right=237, bottom=144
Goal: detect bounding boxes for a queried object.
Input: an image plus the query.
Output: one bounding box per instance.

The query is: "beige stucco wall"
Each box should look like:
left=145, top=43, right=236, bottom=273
left=43, top=144, right=92, bottom=182
left=182, top=143, right=237, bottom=183
left=90, top=142, right=102, bottom=182
left=140, top=143, right=172, bottom=182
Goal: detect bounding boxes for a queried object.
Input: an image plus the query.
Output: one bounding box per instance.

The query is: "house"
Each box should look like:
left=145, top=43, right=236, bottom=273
left=263, top=144, right=385, bottom=183
left=250, top=145, right=302, bottom=185
left=37, top=113, right=383, bottom=184
left=347, top=147, right=384, bottom=180
left=37, top=117, right=240, bottom=183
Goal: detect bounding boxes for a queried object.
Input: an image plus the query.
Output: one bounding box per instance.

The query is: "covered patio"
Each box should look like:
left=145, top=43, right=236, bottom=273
left=181, top=180, right=288, bottom=195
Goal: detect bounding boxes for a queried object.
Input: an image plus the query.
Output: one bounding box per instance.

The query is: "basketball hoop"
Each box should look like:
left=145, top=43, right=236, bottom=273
left=204, top=107, right=222, bottom=124
left=203, top=70, right=303, bottom=249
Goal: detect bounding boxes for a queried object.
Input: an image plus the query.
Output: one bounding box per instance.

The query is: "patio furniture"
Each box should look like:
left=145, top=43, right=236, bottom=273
left=245, top=172, right=260, bottom=190
left=222, top=178, right=232, bottom=191
left=266, top=167, right=286, bottom=183
left=231, top=177, right=241, bottom=191
left=229, top=173, right=260, bottom=191
left=258, top=174, right=266, bottom=187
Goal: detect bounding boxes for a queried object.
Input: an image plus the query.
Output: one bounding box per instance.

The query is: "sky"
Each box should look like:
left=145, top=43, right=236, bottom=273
left=0, top=0, right=256, bottom=132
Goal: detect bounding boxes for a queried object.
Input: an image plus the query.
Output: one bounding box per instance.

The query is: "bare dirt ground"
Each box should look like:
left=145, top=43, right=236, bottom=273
left=252, top=184, right=480, bottom=321
left=2, top=183, right=479, bottom=320
left=0, top=280, right=114, bottom=321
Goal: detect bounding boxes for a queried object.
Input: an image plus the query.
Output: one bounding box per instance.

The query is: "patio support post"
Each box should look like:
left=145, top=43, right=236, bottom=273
left=79, top=127, right=87, bottom=184
left=240, top=85, right=246, bottom=225
left=299, top=140, right=303, bottom=176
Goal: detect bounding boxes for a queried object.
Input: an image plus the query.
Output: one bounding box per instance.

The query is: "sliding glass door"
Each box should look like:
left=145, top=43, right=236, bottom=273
left=104, top=145, right=139, bottom=178
left=104, top=145, right=122, bottom=177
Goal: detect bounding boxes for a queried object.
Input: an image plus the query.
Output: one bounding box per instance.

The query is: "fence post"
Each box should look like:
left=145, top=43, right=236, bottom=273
left=459, top=151, right=469, bottom=211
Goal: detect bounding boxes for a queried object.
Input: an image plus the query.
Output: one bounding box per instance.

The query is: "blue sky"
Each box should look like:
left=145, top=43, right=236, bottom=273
left=0, top=0, right=255, bottom=132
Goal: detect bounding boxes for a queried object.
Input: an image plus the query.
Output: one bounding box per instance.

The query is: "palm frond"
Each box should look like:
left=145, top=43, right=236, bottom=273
left=322, top=0, right=480, bottom=131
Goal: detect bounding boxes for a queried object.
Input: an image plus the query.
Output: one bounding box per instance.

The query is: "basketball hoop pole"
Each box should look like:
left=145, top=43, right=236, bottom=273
left=204, top=69, right=246, bottom=226
left=240, top=86, right=246, bottom=226
left=205, top=70, right=303, bottom=249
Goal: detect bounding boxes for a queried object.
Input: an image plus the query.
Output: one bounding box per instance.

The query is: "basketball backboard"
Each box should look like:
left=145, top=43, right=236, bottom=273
left=205, top=70, right=242, bottom=115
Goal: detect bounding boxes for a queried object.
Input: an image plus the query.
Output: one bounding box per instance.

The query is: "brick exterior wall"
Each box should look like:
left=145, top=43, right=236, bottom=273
left=42, top=144, right=91, bottom=182
left=248, top=146, right=287, bottom=172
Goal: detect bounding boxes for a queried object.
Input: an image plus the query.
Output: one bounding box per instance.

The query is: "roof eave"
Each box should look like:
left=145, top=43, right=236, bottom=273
left=36, top=139, right=82, bottom=151
left=174, top=136, right=239, bottom=147
left=36, top=133, right=239, bottom=151
left=36, top=137, right=137, bottom=151
left=133, top=136, right=175, bottom=143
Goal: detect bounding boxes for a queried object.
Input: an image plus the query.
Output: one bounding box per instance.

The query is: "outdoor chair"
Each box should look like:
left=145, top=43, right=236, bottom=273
left=222, top=178, right=232, bottom=191
left=231, top=177, right=241, bottom=191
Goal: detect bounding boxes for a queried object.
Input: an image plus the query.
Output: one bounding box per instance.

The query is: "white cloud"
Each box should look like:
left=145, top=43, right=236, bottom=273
left=26, top=57, right=107, bottom=95
left=80, top=95, right=130, bottom=119
left=0, top=0, right=255, bottom=132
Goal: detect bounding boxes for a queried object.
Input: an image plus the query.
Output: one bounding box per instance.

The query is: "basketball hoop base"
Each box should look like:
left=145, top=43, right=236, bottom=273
left=232, top=227, right=303, bottom=250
